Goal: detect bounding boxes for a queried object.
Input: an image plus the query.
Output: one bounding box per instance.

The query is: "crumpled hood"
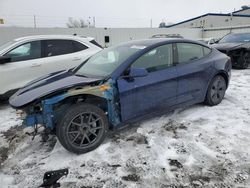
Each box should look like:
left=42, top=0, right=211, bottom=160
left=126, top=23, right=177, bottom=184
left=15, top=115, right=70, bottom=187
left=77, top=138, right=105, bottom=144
left=212, top=42, right=249, bottom=52
left=9, top=70, right=102, bottom=108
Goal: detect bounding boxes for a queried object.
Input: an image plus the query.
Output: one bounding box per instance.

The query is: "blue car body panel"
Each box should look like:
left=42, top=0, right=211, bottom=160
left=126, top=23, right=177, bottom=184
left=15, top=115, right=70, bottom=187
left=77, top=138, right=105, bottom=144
left=175, top=55, right=214, bottom=104
left=117, top=66, right=177, bottom=121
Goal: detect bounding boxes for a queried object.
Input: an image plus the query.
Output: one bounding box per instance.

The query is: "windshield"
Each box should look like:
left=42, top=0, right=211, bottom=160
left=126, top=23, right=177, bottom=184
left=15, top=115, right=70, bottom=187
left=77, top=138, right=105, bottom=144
left=75, top=44, right=145, bottom=77
left=219, top=33, right=250, bottom=43
left=0, top=41, right=15, bottom=52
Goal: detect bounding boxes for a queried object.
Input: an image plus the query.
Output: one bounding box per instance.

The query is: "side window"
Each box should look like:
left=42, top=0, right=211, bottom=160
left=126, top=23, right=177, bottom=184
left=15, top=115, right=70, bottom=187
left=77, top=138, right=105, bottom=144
left=203, top=46, right=212, bottom=56
left=73, top=41, right=88, bottom=52
left=132, top=44, right=173, bottom=72
left=44, top=40, right=74, bottom=57
left=90, top=39, right=103, bottom=48
left=177, top=43, right=204, bottom=63
left=4, top=41, right=41, bottom=62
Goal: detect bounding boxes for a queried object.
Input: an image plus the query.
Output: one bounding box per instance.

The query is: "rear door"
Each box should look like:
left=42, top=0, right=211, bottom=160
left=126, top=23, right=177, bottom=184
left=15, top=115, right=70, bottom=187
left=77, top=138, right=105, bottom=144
left=42, top=39, right=90, bottom=72
left=117, top=44, right=178, bottom=122
left=175, top=42, right=213, bottom=104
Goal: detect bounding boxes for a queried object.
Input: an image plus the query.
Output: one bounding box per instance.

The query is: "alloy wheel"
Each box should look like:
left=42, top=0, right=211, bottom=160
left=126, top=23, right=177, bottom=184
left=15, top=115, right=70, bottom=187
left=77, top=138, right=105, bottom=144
left=66, top=112, right=104, bottom=147
left=210, top=76, right=226, bottom=104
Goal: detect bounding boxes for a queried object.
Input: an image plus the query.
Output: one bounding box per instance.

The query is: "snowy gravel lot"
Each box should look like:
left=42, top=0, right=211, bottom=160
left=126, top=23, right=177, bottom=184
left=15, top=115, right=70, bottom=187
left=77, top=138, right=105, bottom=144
left=0, top=69, right=250, bottom=188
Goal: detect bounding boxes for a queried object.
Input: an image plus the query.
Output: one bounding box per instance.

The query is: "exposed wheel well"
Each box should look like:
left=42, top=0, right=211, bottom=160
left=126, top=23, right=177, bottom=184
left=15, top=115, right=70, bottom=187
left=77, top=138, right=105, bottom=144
left=57, top=94, right=108, bottom=111
left=53, top=94, right=108, bottom=127
left=83, top=94, right=108, bottom=111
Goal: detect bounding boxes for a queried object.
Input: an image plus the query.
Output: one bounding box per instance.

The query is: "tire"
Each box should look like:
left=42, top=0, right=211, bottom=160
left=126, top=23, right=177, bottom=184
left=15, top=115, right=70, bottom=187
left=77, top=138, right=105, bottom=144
left=56, top=103, right=108, bottom=154
left=205, top=75, right=227, bottom=106
left=236, top=51, right=250, bottom=69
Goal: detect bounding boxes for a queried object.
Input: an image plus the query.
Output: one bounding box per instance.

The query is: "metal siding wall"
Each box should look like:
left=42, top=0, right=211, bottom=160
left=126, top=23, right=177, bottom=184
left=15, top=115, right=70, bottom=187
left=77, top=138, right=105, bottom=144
left=1, top=27, right=250, bottom=46
left=234, top=9, right=250, bottom=15
left=204, top=26, right=250, bottom=38
left=0, top=27, right=201, bottom=46
left=172, top=16, right=250, bottom=29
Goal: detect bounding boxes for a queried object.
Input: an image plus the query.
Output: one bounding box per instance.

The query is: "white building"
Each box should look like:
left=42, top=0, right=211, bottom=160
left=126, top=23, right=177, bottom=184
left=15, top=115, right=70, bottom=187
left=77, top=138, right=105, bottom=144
left=168, top=6, right=250, bottom=29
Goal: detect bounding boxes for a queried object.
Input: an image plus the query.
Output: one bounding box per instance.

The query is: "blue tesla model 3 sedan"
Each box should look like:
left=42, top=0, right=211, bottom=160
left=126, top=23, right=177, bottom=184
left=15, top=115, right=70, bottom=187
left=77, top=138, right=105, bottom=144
left=9, top=38, right=231, bottom=153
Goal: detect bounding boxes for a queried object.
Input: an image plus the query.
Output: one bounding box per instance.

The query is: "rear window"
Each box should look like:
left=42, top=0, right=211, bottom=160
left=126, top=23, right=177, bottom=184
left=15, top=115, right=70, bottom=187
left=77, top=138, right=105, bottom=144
left=177, top=43, right=204, bottom=63
left=90, top=40, right=103, bottom=48
left=44, top=39, right=74, bottom=57
left=176, top=43, right=211, bottom=64
left=203, top=47, right=212, bottom=56
left=73, top=41, right=88, bottom=52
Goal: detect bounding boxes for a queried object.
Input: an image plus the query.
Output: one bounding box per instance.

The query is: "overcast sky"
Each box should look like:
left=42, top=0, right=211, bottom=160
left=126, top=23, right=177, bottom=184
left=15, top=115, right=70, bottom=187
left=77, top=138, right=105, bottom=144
left=0, top=0, right=249, bottom=27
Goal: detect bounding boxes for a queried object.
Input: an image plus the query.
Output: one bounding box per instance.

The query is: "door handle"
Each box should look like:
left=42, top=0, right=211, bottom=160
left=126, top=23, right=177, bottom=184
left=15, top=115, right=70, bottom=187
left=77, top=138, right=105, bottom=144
left=73, top=57, right=81, bottom=61
left=31, top=63, right=41, bottom=67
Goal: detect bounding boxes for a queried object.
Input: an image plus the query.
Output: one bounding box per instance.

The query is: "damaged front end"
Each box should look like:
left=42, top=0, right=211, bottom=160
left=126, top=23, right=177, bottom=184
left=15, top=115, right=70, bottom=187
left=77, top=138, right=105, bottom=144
left=22, top=94, right=66, bottom=129
left=214, top=43, right=250, bottom=69
left=13, top=79, right=121, bottom=140
left=226, top=48, right=250, bottom=69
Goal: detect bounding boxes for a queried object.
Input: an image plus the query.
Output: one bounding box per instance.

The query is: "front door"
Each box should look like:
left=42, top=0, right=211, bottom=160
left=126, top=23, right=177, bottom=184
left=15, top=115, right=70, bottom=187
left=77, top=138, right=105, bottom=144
left=0, top=40, right=44, bottom=95
left=117, top=44, right=178, bottom=122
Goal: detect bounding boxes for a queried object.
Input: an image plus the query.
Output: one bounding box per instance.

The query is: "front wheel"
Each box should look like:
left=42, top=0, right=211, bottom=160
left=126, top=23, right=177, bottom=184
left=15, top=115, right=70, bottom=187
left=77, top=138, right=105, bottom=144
left=240, top=51, right=250, bottom=69
left=56, top=103, right=108, bottom=154
left=235, top=51, right=250, bottom=69
left=205, top=75, right=227, bottom=106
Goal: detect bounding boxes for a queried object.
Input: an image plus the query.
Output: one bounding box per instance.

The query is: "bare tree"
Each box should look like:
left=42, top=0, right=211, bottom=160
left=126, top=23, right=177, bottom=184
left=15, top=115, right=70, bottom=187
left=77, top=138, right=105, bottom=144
left=159, top=21, right=166, bottom=28
left=66, top=17, right=87, bottom=28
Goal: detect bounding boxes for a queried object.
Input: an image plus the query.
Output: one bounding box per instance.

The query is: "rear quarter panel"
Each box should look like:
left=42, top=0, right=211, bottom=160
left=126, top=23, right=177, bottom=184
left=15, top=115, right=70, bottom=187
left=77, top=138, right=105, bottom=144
left=210, top=49, right=231, bottom=87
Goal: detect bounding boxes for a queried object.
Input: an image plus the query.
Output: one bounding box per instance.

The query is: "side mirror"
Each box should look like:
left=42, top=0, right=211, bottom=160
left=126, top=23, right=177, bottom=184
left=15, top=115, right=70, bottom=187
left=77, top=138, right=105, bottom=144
left=129, top=67, right=148, bottom=78
left=0, top=56, right=11, bottom=64
left=209, top=41, right=216, bottom=45
left=212, top=39, right=220, bottom=45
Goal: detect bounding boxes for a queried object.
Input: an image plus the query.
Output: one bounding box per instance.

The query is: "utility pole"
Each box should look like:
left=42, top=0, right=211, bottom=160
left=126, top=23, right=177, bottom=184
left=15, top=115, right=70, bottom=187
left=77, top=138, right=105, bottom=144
left=88, top=17, right=91, bottom=28
left=33, top=15, right=37, bottom=28
left=201, top=17, right=205, bottom=39
left=93, top=17, right=95, bottom=27
left=229, top=12, right=233, bottom=34
left=150, top=19, right=152, bottom=28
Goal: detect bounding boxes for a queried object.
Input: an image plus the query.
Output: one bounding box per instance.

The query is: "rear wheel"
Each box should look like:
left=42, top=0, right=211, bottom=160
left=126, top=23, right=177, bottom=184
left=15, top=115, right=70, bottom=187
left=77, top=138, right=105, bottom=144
left=205, top=75, right=227, bottom=106
left=56, top=103, right=108, bottom=154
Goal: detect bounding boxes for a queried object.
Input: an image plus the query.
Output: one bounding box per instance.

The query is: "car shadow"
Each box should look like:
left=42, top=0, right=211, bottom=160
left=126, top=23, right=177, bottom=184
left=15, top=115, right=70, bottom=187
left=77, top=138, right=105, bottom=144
left=0, top=99, right=9, bottom=109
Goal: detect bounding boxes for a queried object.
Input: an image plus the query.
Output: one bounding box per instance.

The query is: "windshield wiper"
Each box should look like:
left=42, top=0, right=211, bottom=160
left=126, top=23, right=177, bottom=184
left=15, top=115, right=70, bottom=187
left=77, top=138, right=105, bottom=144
left=75, top=73, right=88, bottom=77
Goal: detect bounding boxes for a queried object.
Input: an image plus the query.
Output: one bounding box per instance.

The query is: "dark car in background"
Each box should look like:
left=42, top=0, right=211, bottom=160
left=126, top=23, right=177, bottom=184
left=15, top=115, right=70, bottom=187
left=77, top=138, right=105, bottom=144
left=9, top=38, right=231, bottom=154
left=212, top=33, right=250, bottom=69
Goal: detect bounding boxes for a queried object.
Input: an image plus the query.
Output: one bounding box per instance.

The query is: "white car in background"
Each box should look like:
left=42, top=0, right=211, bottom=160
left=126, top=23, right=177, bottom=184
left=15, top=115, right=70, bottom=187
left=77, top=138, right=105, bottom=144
left=0, top=35, right=102, bottom=99
left=197, top=37, right=219, bottom=45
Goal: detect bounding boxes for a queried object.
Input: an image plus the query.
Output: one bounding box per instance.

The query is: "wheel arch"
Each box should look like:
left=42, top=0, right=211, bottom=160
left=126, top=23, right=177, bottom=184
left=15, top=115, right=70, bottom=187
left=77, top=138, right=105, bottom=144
left=214, top=71, right=229, bottom=88
left=204, top=71, right=228, bottom=106
left=53, top=94, right=109, bottom=127
left=55, top=94, right=108, bottom=112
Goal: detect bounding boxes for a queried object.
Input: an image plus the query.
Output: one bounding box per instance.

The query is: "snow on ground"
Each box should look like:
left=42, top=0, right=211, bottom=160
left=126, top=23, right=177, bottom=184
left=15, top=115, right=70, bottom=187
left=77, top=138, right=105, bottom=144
left=0, top=69, right=250, bottom=187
